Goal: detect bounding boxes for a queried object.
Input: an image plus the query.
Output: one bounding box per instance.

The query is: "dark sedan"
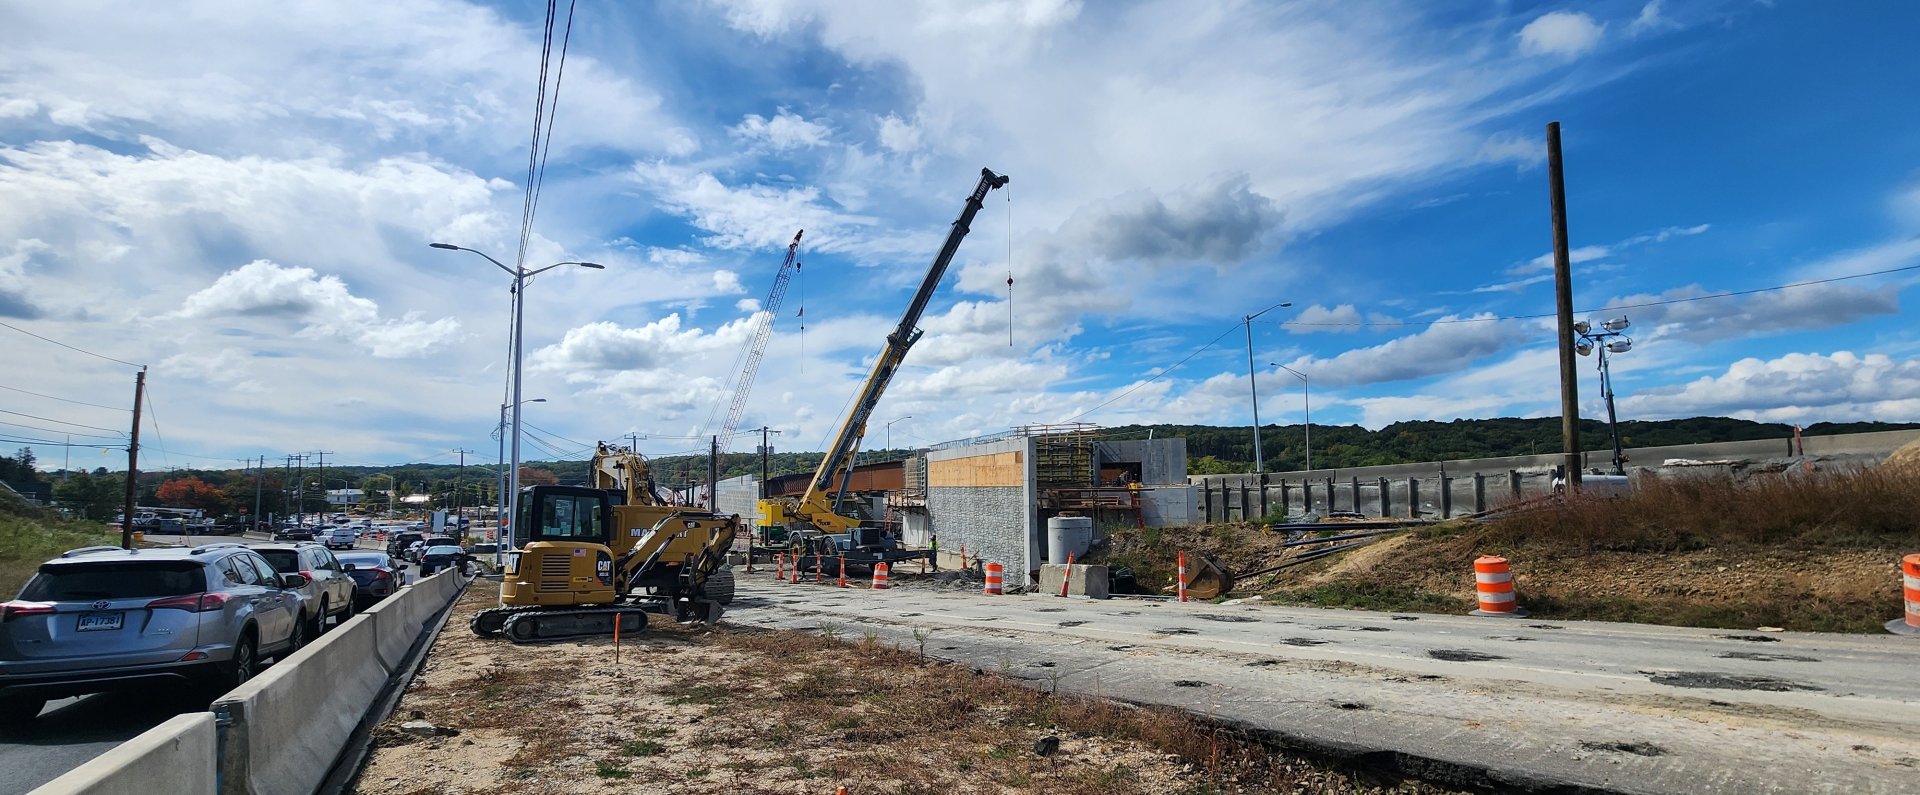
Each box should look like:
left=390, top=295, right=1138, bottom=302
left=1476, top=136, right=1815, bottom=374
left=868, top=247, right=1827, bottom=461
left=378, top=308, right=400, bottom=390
left=334, top=550, right=408, bottom=608
left=416, top=545, right=471, bottom=577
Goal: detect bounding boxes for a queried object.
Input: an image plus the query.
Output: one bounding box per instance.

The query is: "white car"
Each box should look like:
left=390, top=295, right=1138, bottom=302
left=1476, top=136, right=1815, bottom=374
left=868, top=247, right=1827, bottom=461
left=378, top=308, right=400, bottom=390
left=322, top=527, right=357, bottom=550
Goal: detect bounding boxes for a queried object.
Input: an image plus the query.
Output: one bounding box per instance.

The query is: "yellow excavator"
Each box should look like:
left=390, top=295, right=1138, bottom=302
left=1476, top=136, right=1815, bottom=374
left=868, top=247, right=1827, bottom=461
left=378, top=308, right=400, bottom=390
left=758, top=168, right=1008, bottom=571
left=470, top=442, right=739, bottom=643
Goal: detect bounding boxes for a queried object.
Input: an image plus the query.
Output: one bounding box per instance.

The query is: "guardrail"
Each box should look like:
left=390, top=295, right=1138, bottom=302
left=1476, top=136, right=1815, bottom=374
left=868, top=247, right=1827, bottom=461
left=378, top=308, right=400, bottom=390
left=28, top=571, right=470, bottom=795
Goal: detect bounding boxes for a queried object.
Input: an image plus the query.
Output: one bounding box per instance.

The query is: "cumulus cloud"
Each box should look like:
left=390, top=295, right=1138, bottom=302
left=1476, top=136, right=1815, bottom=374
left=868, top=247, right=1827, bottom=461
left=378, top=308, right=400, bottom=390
left=1606, top=282, right=1899, bottom=343
left=876, top=114, right=922, bottom=153
left=731, top=108, right=832, bottom=151
left=1518, top=11, right=1605, bottom=58
left=0, top=239, right=49, bottom=319
left=1285, top=304, right=1365, bottom=333
left=1627, top=1, right=1677, bottom=36
left=1278, top=316, right=1522, bottom=388
left=1620, top=351, right=1920, bottom=423
left=175, top=260, right=461, bottom=357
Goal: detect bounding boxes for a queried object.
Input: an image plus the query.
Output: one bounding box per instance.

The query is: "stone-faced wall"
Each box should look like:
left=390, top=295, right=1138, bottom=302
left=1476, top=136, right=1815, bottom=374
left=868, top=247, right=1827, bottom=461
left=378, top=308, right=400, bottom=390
left=926, top=438, right=1034, bottom=588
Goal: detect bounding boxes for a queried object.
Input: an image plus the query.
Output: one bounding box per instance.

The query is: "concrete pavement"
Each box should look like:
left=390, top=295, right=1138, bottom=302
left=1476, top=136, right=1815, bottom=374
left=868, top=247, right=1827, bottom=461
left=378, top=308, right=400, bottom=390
left=732, top=573, right=1920, bottom=794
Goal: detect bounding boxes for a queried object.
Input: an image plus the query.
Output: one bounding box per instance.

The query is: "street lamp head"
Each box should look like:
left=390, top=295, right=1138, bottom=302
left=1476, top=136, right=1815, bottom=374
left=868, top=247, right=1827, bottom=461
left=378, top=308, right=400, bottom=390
left=577, top=262, right=605, bottom=269
left=1602, top=316, right=1630, bottom=332
left=1606, top=339, right=1633, bottom=354
left=1576, top=341, right=1594, bottom=356
left=429, top=242, right=460, bottom=250
left=1279, top=302, right=1293, bottom=308
left=1572, top=320, right=1591, bottom=335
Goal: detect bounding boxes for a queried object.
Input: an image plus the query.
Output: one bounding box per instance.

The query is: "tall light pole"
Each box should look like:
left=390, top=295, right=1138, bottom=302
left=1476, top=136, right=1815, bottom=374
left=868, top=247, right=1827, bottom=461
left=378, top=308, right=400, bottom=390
left=1273, top=363, right=1310, bottom=474
left=494, top=397, right=544, bottom=564
left=431, top=243, right=601, bottom=554
left=885, top=416, right=912, bottom=463
left=371, top=473, right=396, bottom=516
left=1573, top=316, right=1633, bottom=475
left=1243, top=301, right=1293, bottom=474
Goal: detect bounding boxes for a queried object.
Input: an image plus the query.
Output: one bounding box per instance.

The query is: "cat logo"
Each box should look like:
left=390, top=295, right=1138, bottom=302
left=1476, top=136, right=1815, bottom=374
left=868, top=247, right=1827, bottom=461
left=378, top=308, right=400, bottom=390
left=682, top=520, right=700, bottom=529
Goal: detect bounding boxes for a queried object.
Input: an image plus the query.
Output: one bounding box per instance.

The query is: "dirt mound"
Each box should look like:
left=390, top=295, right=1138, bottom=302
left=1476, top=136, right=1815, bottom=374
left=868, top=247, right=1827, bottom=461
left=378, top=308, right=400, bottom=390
left=1881, top=437, right=1920, bottom=471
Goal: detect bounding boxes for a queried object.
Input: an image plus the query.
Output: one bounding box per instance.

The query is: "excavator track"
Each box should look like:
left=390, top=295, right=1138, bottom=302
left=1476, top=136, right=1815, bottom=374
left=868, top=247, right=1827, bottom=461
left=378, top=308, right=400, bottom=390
left=470, top=605, right=541, bottom=637
left=499, top=606, right=649, bottom=644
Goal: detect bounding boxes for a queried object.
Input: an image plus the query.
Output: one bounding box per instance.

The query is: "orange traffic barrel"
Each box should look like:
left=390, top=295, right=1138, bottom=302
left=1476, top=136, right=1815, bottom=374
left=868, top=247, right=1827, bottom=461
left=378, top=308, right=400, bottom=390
left=1889, top=554, right=1920, bottom=636
left=984, top=562, right=1004, bottom=595
left=872, top=562, right=891, bottom=590
left=1470, top=555, right=1528, bottom=617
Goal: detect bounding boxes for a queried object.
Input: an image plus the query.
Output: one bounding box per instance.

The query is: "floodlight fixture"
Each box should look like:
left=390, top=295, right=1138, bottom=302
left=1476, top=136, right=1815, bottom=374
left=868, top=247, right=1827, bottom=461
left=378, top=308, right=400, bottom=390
left=1572, top=320, right=1590, bottom=335
left=1575, top=342, right=1593, bottom=356
left=1602, top=317, right=1630, bottom=332
left=1607, top=340, right=1632, bottom=353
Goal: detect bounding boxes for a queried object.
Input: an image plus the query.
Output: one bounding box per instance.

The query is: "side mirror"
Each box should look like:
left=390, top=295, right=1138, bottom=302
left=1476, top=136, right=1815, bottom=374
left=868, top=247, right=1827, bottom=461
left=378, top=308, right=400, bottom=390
left=279, top=573, right=310, bottom=589
left=395, top=563, right=409, bottom=571
left=340, top=563, right=356, bottom=571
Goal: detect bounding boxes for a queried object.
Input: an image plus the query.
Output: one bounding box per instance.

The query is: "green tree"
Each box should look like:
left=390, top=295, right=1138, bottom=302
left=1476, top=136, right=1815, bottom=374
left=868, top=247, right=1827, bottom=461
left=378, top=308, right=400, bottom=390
left=53, top=472, right=124, bottom=521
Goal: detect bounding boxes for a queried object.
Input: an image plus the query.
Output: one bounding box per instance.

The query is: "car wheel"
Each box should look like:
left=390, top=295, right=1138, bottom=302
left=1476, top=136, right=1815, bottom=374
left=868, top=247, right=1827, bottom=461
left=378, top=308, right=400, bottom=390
left=287, top=613, right=306, bottom=652
left=215, top=632, right=257, bottom=692
left=340, top=596, right=355, bottom=620
left=311, top=598, right=328, bottom=636
left=0, top=695, right=46, bottom=724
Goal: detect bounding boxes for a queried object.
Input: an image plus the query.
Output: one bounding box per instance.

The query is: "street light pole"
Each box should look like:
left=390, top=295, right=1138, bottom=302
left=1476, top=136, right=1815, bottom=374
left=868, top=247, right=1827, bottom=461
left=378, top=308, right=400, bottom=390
left=1274, top=364, right=1310, bottom=474
left=885, top=416, right=912, bottom=463
left=1242, top=301, right=1293, bottom=474
left=1573, top=317, right=1634, bottom=475
left=493, top=397, right=544, bottom=567
left=431, top=243, right=600, bottom=555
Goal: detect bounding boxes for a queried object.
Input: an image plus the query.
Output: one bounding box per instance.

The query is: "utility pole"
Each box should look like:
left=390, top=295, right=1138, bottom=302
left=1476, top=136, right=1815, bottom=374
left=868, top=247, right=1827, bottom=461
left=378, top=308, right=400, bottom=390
left=708, top=435, right=720, bottom=510
left=1546, top=121, right=1583, bottom=491
left=252, top=455, right=264, bottom=533
left=755, top=426, right=781, bottom=500
left=119, top=367, right=146, bottom=549
left=311, top=451, right=333, bottom=516
left=453, top=448, right=472, bottom=520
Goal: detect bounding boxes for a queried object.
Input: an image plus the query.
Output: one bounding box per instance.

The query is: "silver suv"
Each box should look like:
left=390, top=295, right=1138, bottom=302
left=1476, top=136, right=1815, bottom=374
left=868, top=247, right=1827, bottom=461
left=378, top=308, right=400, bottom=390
left=0, top=543, right=306, bottom=722
left=249, top=543, right=357, bottom=638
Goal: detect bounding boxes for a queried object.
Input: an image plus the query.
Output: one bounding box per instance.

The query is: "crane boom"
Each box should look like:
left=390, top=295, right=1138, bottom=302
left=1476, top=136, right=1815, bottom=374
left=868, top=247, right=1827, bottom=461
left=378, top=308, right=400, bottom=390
left=766, top=168, right=1008, bottom=536
left=704, top=230, right=803, bottom=449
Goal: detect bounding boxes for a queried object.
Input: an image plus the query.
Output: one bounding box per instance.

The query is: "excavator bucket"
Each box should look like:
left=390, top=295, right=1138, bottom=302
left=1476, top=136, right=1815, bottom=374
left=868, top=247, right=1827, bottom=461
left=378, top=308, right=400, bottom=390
left=1184, top=555, right=1235, bottom=601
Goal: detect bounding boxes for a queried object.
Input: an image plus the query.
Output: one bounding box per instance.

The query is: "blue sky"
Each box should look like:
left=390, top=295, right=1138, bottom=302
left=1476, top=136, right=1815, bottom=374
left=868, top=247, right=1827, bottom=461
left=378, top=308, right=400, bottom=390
left=0, top=0, right=1916, bottom=470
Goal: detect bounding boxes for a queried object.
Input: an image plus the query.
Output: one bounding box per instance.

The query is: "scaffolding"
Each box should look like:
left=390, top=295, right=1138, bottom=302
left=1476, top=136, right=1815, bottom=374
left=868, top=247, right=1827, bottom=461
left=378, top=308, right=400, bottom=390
left=1026, top=423, right=1100, bottom=487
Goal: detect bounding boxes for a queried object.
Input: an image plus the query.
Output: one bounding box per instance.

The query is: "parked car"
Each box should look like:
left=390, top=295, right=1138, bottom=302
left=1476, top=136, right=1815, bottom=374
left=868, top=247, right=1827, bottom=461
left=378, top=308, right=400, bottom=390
left=405, top=536, right=460, bottom=563
left=321, top=526, right=357, bottom=550
left=249, top=543, right=356, bottom=638
left=417, top=545, right=471, bottom=577
left=0, top=543, right=306, bottom=721
left=334, top=551, right=407, bottom=609
left=385, top=531, right=424, bottom=559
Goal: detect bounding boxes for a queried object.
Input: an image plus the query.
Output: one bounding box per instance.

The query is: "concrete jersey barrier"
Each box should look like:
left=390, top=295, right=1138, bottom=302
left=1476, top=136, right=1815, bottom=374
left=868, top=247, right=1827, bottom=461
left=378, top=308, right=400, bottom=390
left=27, top=713, right=216, bottom=795
left=214, top=614, right=389, bottom=795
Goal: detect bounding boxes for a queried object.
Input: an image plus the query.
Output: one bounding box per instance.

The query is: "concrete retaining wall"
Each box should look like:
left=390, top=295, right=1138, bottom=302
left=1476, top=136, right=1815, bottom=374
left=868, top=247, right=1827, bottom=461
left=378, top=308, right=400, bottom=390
left=926, top=438, right=1035, bottom=585
left=28, top=713, right=216, bottom=795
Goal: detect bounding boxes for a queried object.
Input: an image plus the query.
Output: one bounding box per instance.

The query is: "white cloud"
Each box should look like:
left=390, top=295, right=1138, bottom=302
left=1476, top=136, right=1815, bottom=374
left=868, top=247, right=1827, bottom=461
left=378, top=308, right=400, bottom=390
left=1605, top=282, right=1899, bottom=343
left=1621, top=351, right=1920, bottom=423
left=1478, top=132, right=1545, bottom=168
left=174, top=260, right=463, bottom=357
left=732, top=108, right=832, bottom=151
left=1518, top=11, right=1605, bottom=58
left=876, top=114, right=922, bottom=153
left=1285, top=304, right=1364, bottom=333
left=1280, top=315, right=1522, bottom=388
left=1627, top=1, right=1677, bottom=36
left=0, top=239, right=49, bottom=319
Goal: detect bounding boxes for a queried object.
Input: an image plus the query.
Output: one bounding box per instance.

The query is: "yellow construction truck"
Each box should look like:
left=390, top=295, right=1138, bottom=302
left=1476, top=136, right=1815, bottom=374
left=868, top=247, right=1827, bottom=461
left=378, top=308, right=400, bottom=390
left=470, top=443, right=738, bottom=643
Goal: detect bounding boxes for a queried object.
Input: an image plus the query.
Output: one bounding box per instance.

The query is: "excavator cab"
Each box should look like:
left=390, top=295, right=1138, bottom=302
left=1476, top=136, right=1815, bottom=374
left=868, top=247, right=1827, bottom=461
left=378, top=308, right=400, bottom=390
left=499, top=485, right=619, bottom=607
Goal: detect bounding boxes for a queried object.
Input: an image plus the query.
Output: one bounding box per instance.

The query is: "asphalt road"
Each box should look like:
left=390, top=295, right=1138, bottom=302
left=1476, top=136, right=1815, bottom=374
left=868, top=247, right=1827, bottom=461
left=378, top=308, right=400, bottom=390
left=0, top=533, right=408, bottom=795
left=735, top=572, right=1920, bottom=795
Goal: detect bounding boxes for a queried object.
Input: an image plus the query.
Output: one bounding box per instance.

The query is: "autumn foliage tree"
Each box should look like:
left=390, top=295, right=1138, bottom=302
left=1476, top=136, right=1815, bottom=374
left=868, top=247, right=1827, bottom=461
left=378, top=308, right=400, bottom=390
left=517, top=467, right=560, bottom=486
left=156, top=476, right=233, bottom=513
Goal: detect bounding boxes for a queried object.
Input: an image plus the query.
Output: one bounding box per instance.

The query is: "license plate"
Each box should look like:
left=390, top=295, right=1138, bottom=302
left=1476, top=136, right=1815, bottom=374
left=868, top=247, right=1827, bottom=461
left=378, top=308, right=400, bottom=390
left=77, top=612, right=124, bottom=631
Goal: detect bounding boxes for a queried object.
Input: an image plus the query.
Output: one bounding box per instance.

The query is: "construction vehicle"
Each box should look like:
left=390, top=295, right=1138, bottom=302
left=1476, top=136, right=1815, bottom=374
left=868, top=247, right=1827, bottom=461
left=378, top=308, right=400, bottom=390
left=470, top=442, right=739, bottom=643
left=758, top=167, right=1009, bottom=572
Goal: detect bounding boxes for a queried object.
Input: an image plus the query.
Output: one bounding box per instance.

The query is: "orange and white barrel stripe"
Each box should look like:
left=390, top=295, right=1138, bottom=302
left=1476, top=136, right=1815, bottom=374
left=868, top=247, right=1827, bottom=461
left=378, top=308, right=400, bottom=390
left=984, top=562, right=1004, bottom=595
left=872, top=562, right=891, bottom=590
left=1889, top=554, right=1920, bottom=636
left=1470, top=555, right=1528, bottom=617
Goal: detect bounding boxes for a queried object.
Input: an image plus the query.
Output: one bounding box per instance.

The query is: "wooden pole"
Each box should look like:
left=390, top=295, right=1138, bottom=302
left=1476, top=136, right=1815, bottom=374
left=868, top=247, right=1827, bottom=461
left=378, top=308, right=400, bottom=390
left=1547, top=121, right=1583, bottom=491
left=120, top=368, right=146, bottom=549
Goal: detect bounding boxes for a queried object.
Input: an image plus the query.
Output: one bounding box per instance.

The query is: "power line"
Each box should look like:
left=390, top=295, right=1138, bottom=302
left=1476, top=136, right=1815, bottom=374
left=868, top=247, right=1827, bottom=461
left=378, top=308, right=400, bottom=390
left=0, top=383, right=132, bottom=412
left=143, top=386, right=171, bottom=472
left=0, top=320, right=145, bottom=368
left=0, top=419, right=126, bottom=440
left=1060, top=322, right=1244, bottom=424
left=0, top=407, right=128, bottom=435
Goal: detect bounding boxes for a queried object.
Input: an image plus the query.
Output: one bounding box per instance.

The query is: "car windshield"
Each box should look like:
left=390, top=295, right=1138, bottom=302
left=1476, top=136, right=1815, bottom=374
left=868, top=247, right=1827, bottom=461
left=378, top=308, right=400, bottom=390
left=256, top=549, right=302, bottom=573
left=423, top=546, right=463, bottom=556
left=336, top=553, right=386, bottom=568
left=20, top=561, right=206, bottom=601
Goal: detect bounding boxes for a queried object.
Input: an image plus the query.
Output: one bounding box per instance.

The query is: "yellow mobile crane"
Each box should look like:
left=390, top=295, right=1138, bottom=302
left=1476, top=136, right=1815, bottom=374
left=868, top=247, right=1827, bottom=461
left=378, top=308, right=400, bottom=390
left=470, top=442, right=739, bottom=643
left=759, top=168, right=1009, bottom=568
